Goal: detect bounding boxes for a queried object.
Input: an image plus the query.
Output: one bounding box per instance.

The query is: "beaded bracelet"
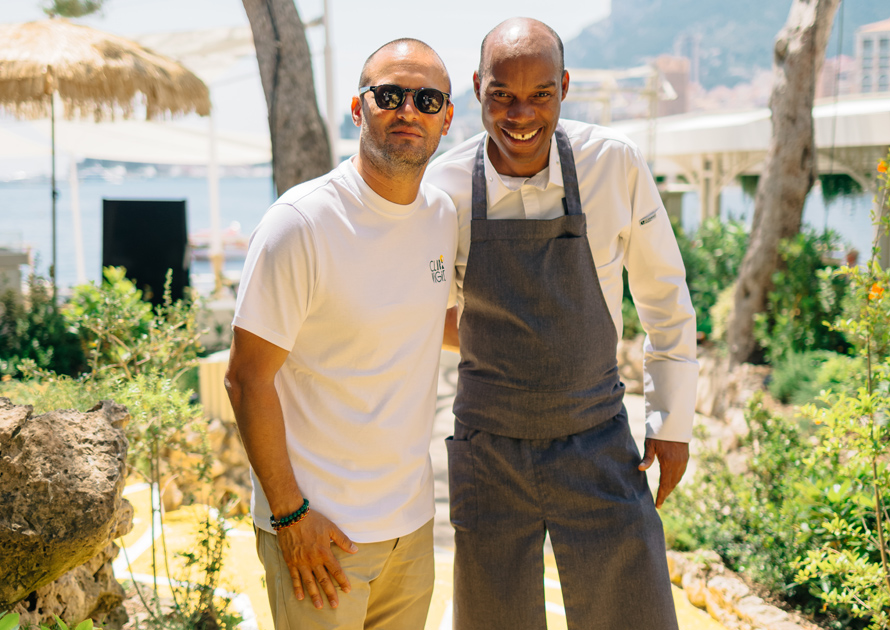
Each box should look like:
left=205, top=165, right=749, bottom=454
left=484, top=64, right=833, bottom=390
left=272, top=508, right=311, bottom=532
left=270, top=498, right=310, bottom=531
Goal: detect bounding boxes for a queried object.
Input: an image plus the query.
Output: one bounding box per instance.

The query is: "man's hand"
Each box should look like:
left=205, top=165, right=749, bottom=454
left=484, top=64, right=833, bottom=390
left=277, top=510, right=358, bottom=609
left=638, top=438, right=689, bottom=509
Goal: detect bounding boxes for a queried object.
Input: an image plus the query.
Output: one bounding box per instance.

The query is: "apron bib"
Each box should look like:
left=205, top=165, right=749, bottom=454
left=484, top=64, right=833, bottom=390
left=454, top=125, right=624, bottom=439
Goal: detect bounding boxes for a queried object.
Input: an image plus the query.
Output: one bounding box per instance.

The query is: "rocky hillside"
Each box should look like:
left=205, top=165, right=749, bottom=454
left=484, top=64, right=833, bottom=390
left=565, top=1, right=888, bottom=88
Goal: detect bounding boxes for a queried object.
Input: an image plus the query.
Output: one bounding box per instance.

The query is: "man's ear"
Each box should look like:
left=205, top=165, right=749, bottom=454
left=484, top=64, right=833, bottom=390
left=351, top=96, right=363, bottom=127
left=473, top=71, right=482, bottom=103
left=441, top=102, right=454, bottom=136
left=561, top=70, right=570, bottom=101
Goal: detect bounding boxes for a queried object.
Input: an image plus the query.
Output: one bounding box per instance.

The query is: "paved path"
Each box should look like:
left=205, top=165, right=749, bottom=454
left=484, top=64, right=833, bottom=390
left=115, top=352, right=724, bottom=630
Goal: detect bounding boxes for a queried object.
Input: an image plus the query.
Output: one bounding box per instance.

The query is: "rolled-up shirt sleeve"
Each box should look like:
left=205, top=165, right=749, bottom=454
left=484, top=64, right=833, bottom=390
left=624, top=146, right=698, bottom=443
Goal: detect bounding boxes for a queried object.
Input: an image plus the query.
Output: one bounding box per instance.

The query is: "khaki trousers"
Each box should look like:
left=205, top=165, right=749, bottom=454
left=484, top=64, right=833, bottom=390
left=255, top=519, right=435, bottom=630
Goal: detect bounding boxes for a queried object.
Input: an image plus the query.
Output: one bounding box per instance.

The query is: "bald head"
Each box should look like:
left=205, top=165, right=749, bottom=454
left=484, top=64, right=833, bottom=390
left=478, top=18, right=564, bottom=79
left=359, top=38, right=451, bottom=92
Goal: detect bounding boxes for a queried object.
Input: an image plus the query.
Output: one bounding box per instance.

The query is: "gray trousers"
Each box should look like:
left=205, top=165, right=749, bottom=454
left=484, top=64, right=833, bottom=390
left=446, top=408, right=679, bottom=630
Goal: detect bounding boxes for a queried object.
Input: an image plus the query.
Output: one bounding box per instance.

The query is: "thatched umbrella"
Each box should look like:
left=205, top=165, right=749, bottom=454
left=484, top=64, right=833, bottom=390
left=0, top=18, right=211, bottom=289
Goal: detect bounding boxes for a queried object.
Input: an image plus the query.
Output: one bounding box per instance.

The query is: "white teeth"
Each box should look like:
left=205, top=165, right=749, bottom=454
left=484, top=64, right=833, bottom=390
left=505, top=129, right=539, bottom=141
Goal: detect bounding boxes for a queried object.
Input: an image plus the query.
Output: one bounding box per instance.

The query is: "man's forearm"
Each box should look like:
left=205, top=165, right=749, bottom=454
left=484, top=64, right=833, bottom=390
left=227, top=373, right=305, bottom=518
left=442, top=305, right=460, bottom=353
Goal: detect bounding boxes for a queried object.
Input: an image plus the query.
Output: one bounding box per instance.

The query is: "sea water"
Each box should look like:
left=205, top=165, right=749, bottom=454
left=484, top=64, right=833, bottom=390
left=0, top=175, right=878, bottom=293
left=0, top=175, right=277, bottom=291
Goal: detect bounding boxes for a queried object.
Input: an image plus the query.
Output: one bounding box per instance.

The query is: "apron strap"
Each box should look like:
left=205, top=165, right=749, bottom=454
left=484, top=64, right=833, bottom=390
left=471, top=125, right=582, bottom=220
left=554, top=125, right=582, bottom=216
left=471, top=139, right=488, bottom=220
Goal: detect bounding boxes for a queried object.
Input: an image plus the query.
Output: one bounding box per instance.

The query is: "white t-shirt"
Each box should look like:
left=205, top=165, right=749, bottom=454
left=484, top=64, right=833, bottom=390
left=425, top=119, right=698, bottom=443
left=233, top=157, right=458, bottom=542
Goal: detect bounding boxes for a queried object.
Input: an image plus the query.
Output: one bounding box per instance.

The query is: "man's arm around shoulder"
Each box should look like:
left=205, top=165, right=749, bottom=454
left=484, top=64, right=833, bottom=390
left=225, top=326, right=357, bottom=609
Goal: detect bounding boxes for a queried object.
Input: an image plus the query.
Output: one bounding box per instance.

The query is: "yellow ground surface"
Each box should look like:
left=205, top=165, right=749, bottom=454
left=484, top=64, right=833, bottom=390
left=117, top=485, right=725, bottom=630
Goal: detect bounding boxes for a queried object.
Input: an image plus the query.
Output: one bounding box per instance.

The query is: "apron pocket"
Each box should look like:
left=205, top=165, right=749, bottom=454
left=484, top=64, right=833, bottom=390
left=445, top=435, right=478, bottom=531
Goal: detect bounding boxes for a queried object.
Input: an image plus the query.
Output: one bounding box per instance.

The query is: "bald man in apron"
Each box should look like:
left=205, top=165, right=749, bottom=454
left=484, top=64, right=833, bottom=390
left=427, top=18, right=698, bottom=630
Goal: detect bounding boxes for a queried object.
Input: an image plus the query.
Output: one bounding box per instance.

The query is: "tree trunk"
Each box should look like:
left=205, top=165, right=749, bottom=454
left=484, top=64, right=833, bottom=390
left=727, top=0, right=839, bottom=366
left=242, top=0, right=332, bottom=196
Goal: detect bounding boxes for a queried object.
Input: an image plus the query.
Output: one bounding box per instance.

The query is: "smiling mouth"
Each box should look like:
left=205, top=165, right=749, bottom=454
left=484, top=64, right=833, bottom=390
left=503, top=128, right=541, bottom=142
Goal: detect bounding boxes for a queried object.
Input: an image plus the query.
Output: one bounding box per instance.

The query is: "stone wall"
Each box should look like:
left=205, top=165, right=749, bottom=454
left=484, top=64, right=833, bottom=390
left=668, top=551, right=822, bottom=630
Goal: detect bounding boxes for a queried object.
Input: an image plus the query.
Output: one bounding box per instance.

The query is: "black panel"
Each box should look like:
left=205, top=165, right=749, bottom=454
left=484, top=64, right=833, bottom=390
left=102, top=199, right=190, bottom=306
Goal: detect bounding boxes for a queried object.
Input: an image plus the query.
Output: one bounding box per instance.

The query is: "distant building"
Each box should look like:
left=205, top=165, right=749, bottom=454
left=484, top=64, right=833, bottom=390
left=817, top=55, right=856, bottom=99
left=655, top=55, right=690, bottom=117
left=855, top=18, right=890, bottom=94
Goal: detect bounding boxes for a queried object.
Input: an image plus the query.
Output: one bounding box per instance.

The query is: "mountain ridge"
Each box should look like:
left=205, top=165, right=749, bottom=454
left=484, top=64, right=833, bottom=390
left=565, top=1, right=888, bottom=89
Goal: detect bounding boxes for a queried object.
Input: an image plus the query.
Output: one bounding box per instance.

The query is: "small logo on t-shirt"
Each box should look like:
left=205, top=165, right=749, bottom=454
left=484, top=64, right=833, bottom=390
left=429, top=255, right=447, bottom=283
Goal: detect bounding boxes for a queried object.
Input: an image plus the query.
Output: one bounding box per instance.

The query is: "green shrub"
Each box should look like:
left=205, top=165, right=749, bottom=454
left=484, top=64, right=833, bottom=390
left=64, top=267, right=202, bottom=383
left=794, top=159, right=890, bottom=628
left=666, top=154, right=890, bottom=630
left=664, top=394, right=810, bottom=592
left=673, top=217, right=749, bottom=338
left=0, top=267, right=239, bottom=630
left=708, top=283, right=736, bottom=348
left=768, top=350, right=863, bottom=406
left=754, top=229, right=851, bottom=365
left=623, top=217, right=746, bottom=340
left=663, top=393, right=868, bottom=628
left=0, top=274, right=85, bottom=377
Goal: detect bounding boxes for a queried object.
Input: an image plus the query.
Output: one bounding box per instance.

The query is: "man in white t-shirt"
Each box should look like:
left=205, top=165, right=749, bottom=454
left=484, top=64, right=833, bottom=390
left=225, top=39, right=457, bottom=629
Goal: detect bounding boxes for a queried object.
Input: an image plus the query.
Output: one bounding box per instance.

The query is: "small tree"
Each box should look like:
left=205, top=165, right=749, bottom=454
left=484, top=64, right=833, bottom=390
left=728, top=0, right=840, bottom=365
left=42, top=0, right=106, bottom=18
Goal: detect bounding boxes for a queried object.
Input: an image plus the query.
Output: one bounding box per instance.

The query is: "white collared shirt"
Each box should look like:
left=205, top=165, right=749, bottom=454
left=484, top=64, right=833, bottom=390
left=426, top=119, right=698, bottom=443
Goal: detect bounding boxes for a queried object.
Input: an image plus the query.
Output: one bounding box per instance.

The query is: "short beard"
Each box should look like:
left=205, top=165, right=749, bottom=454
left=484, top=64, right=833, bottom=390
left=360, top=122, right=436, bottom=178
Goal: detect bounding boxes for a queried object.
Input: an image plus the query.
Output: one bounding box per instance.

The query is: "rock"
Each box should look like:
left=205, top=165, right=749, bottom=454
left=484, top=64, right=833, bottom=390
left=11, top=538, right=126, bottom=628
left=161, top=478, right=185, bottom=512
left=682, top=572, right=709, bottom=610
left=671, top=549, right=823, bottom=630
left=707, top=574, right=752, bottom=609
left=696, top=352, right=733, bottom=419
left=207, top=418, right=228, bottom=453
left=736, top=595, right=791, bottom=627
left=212, top=474, right=251, bottom=516
left=666, top=550, right=686, bottom=585
left=0, top=398, right=131, bottom=619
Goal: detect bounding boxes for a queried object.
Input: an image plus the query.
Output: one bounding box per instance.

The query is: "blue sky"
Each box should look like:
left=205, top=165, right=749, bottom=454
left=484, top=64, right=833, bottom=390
left=1, top=0, right=611, bottom=136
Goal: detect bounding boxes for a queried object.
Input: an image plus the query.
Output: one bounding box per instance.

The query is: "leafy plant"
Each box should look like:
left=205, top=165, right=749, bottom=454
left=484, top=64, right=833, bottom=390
left=664, top=394, right=809, bottom=590
left=754, top=228, right=851, bottom=365
left=664, top=153, right=890, bottom=630
left=64, top=267, right=202, bottom=383
left=674, top=217, right=749, bottom=337
left=768, top=350, right=862, bottom=406
left=0, top=267, right=237, bottom=630
left=127, top=501, right=243, bottom=630
left=795, top=153, right=890, bottom=630
left=621, top=269, right=643, bottom=339
left=0, top=611, right=100, bottom=630
left=0, top=274, right=85, bottom=377
left=821, top=173, right=864, bottom=206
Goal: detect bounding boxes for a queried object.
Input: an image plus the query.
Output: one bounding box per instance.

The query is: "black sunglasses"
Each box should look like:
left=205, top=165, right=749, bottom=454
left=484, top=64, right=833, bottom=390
left=359, top=85, right=450, bottom=114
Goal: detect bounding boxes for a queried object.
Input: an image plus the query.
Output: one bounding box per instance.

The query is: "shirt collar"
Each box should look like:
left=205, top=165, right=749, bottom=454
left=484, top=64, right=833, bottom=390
left=482, top=131, right=565, bottom=208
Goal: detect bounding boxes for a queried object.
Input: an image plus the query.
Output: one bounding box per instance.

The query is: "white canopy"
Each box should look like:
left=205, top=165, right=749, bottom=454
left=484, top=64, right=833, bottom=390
left=1, top=118, right=270, bottom=165
left=613, top=94, right=890, bottom=157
